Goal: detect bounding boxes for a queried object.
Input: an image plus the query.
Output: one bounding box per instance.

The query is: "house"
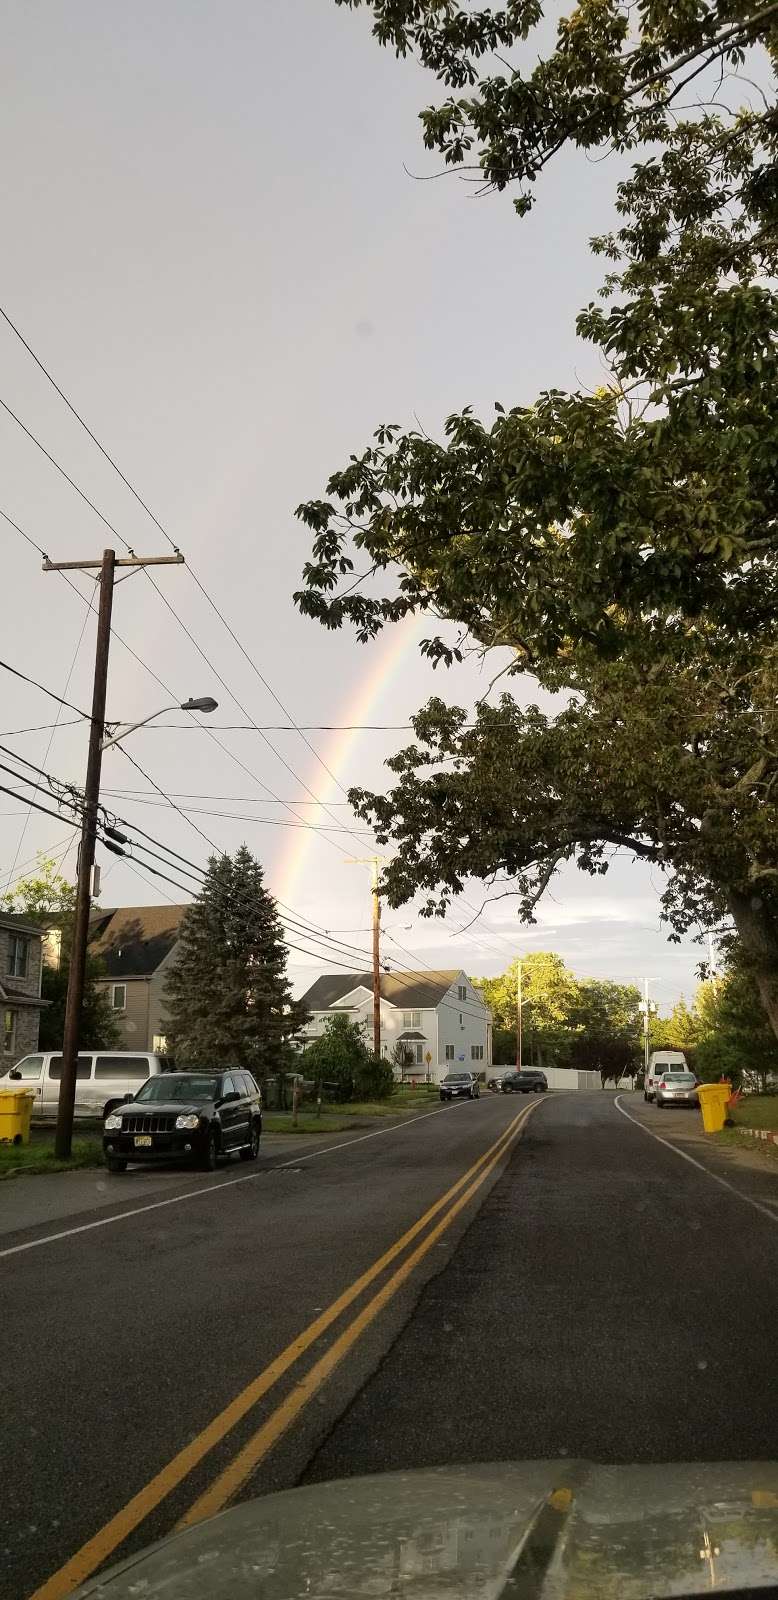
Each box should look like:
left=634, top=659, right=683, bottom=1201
left=297, top=969, right=492, bottom=1082
left=66, top=905, right=188, bottom=1052
left=1, top=912, right=47, bottom=1067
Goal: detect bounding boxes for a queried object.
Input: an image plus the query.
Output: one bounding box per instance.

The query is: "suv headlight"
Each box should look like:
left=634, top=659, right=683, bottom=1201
left=175, top=1113, right=201, bottom=1130
left=104, top=1114, right=123, bottom=1131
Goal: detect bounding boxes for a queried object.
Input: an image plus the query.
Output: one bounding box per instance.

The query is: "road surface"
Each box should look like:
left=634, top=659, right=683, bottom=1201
left=3, top=1092, right=777, bottom=1600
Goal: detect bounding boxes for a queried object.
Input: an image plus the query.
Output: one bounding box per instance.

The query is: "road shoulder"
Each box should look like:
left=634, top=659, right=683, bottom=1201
left=614, top=1093, right=778, bottom=1221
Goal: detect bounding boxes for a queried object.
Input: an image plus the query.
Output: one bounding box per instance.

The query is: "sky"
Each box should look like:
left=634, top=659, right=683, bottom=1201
left=0, top=0, right=707, bottom=1011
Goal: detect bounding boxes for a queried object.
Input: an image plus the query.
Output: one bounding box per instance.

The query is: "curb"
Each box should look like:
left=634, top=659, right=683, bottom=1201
left=737, top=1126, right=778, bottom=1145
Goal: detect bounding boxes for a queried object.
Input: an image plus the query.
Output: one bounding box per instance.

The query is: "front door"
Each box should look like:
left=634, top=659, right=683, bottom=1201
left=218, top=1074, right=244, bottom=1150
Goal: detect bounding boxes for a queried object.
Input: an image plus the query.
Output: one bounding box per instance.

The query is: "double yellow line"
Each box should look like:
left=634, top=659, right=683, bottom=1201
left=31, top=1099, right=539, bottom=1600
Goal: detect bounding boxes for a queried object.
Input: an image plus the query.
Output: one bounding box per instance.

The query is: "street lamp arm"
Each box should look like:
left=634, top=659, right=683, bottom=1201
left=100, top=696, right=218, bottom=751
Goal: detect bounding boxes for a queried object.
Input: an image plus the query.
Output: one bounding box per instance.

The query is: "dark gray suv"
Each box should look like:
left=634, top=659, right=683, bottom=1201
left=501, top=1070, right=547, bottom=1094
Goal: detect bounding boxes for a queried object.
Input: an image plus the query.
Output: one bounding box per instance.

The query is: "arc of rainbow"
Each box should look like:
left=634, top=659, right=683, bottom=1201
left=274, top=616, right=419, bottom=909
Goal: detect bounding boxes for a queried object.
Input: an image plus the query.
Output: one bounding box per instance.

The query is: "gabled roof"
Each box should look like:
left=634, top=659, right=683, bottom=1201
left=299, top=969, right=466, bottom=1012
left=0, top=912, right=45, bottom=937
left=87, top=905, right=188, bottom=978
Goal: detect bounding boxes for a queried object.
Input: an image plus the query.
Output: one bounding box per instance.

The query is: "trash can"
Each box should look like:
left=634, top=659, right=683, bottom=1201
left=697, top=1081, right=731, bottom=1135
left=0, top=1086, right=35, bottom=1145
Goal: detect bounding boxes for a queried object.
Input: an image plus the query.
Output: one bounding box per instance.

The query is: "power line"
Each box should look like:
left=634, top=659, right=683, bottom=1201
left=0, top=656, right=91, bottom=721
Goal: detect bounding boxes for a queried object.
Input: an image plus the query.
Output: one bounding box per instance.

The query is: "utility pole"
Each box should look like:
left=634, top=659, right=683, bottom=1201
left=346, top=856, right=383, bottom=1058
left=516, top=959, right=523, bottom=1070
left=44, top=547, right=184, bottom=1158
left=640, top=977, right=656, bottom=1082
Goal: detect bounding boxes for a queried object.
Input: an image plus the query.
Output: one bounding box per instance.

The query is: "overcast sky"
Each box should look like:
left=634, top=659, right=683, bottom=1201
left=0, top=0, right=706, bottom=1010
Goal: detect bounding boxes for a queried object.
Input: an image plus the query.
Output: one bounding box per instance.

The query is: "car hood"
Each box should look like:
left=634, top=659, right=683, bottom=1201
left=72, top=1460, right=778, bottom=1598
left=118, top=1101, right=210, bottom=1118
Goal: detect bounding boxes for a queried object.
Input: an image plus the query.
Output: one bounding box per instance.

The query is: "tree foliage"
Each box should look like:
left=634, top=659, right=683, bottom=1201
left=163, top=847, right=306, bottom=1076
left=0, top=854, right=119, bottom=1050
left=473, top=951, right=640, bottom=1074
left=297, top=2, right=778, bottom=1035
left=302, top=1012, right=394, bottom=1100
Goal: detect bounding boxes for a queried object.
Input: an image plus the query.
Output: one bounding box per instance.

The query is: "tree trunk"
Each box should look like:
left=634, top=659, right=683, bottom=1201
left=728, top=889, right=778, bottom=1041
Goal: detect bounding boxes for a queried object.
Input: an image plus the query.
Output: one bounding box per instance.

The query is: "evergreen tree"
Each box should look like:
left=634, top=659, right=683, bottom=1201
left=163, top=847, right=306, bottom=1077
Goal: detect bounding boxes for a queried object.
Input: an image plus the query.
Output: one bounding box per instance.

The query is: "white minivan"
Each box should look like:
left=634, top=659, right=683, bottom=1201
left=1, top=1051, right=168, bottom=1121
left=644, top=1050, right=687, bottom=1102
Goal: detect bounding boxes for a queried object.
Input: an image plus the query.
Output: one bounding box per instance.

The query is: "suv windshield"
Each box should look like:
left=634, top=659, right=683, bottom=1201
left=134, top=1075, right=220, bottom=1103
left=443, top=1073, right=471, bottom=1083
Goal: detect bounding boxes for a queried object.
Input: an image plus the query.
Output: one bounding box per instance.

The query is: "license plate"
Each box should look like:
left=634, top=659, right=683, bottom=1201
left=134, top=1135, right=153, bottom=1147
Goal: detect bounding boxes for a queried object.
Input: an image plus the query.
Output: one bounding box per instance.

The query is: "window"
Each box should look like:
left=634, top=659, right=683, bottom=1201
left=3, top=1009, right=15, bottom=1054
left=241, top=1072, right=260, bottom=1096
left=402, top=1009, right=421, bottom=1029
left=111, top=984, right=127, bottom=1011
left=94, top=1056, right=150, bottom=1081
left=471, top=1044, right=484, bottom=1062
left=48, top=1055, right=93, bottom=1081
left=457, top=984, right=467, bottom=1001
left=413, top=1042, right=424, bottom=1065
left=445, top=1044, right=455, bottom=1061
left=11, top=1054, right=42, bottom=1079
left=221, top=1074, right=237, bottom=1098
left=459, top=1013, right=463, bottom=1027
left=8, top=936, right=28, bottom=978
left=152, top=1035, right=168, bottom=1054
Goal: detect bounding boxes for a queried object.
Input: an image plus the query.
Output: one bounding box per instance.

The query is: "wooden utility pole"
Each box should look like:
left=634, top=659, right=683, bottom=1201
left=44, top=547, right=183, bottom=1157
left=346, top=856, right=383, bottom=1058
left=516, top=958, right=523, bottom=1070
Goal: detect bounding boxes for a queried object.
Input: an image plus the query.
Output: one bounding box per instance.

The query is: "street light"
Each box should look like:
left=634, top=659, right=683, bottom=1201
left=101, top=696, right=218, bottom=751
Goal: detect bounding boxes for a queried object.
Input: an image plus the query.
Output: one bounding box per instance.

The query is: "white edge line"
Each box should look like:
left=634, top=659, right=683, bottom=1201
left=0, top=1102, right=459, bottom=1261
left=614, top=1094, right=778, bottom=1226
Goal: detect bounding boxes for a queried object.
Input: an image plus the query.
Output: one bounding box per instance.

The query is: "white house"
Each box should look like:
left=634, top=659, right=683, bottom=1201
left=297, top=968, right=492, bottom=1083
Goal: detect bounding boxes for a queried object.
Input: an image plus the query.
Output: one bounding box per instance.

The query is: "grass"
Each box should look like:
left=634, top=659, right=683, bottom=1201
left=729, top=1094, right=778, bottom=1131
left=263, top=1093, right=439, bottom=1134
left=0, top=1137, right=103, bottom=1180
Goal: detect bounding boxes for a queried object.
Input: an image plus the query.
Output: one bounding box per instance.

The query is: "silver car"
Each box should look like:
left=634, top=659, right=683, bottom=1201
left=655, top=1070, right=699, bottom=1108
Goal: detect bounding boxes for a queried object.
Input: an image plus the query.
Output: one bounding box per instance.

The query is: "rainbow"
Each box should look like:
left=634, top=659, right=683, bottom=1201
left=274, top=616, right=419, bottom=907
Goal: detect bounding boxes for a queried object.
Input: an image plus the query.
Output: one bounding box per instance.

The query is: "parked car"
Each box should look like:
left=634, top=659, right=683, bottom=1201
left=655, top=1070, right=700, bottom=1108
left=102, top=1069, right=262, bottom=1172
left=644, top=1050, right=687, bottom=1102
left=439, top=1071, right=480, bottom=1102
left=488, top=1073, right=509, bottom=1093
left=501, top=1070, right=548, bottom=1095
left=1, top=1050, right=168, bottom=1122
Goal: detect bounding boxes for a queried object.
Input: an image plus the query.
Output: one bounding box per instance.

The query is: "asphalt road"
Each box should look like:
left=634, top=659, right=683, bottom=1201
left=3, top=1091, right=777, bottom=1600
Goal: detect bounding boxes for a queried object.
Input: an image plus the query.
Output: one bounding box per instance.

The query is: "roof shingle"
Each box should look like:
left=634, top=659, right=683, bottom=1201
left=299, top=969, right=468, bottom=1011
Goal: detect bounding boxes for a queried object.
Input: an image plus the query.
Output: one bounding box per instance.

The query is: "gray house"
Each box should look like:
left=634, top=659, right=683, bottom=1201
left=84, top=905, right=188, bottom=1052
left=1, top=912, right=47, bottom=1067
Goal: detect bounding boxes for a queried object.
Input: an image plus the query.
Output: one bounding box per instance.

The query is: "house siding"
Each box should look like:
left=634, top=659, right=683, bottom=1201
left=94, top=977, right=151, bottom=1049
left=1, top=921, right=45, bottom=1067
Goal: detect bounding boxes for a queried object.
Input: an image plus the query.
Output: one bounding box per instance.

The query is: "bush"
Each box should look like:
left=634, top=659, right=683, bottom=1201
left=354, top=1055, right=394, bottom=1102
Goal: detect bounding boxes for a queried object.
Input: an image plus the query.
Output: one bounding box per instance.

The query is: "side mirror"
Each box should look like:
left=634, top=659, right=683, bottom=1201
left=123, top=1092, right=134, bottom=1102
left=8, top=1069, right=21, bottom=1081
left=219, top=1090, right=240, bottom=1105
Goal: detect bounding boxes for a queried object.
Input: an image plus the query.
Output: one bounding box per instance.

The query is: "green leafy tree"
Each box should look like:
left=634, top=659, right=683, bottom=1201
left=695, top=963, right=778, bottom=1091
left=297, top=4, right=778, bottom=1034
left=163, top=847, right=306, bottom=1078
left=0, top=854, right=119, bottom=1050
left=474, top=951, right=578, bottom=1067
left=567, top=979, right=642, bottom=1084
left=303, top=1012, right=372, bottom=1100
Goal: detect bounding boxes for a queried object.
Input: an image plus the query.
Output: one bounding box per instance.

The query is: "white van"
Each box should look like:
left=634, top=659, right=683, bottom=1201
left=1, top=1051, right=168, bottom=1121
left=644, top=1050, right=687, bottom=1102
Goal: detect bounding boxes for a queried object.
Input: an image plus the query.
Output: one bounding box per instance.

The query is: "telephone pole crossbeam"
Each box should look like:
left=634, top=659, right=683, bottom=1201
left=45, top=548, right=183, bottom=1158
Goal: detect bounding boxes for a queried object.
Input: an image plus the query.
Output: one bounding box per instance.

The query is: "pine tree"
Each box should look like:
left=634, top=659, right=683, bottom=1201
left=162, top=847, right=306, bottom=1078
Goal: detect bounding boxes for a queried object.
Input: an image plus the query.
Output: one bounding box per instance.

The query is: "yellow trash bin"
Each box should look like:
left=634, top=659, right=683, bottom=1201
left=0, top=1087, right=35, bottom=1145
left=697, top=1081, right=731, bottom=1135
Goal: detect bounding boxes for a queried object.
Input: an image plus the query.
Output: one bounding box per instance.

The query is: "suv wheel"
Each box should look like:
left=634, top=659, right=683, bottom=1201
left=201, top=1129, right=220, bottom=1171
left=240, top=1123, right=260, bottom=1162
left=106, top=1156, right=127, bottom=1173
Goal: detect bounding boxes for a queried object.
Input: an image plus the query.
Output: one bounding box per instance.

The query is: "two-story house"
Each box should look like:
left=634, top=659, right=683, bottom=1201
left=1, top=912, right=47, bottom=1068
left=297, top=968, right=492, bottom=1082
left=43, top=905, right=188, bottom=1052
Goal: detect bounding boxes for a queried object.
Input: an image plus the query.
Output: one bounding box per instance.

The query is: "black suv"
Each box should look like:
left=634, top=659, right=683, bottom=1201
left=501, top=1069, right=547, bottom=1095
left=103, top=1070, right=262, bottom=1172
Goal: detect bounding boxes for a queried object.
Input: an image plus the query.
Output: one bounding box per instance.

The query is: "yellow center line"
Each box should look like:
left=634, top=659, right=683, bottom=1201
left=178, top=1097, right=540, bottom=1527
left=29, top=1102, right=536, bottom=1600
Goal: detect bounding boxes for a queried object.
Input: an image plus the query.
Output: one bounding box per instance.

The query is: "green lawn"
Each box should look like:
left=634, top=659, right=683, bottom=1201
left=730, top=1095, right=778, bottom=1130
left=0, top=1137, right=103, bottom=1180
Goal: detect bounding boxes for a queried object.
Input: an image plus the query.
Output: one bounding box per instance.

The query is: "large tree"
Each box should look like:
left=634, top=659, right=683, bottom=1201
left=473, top=951, right=578, bottom=1066
left=163, top=848, right=307, bottom=1077
left=0, top=854, right=118, bottom=1050
left=297, top=1, right=778, bottom=1033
